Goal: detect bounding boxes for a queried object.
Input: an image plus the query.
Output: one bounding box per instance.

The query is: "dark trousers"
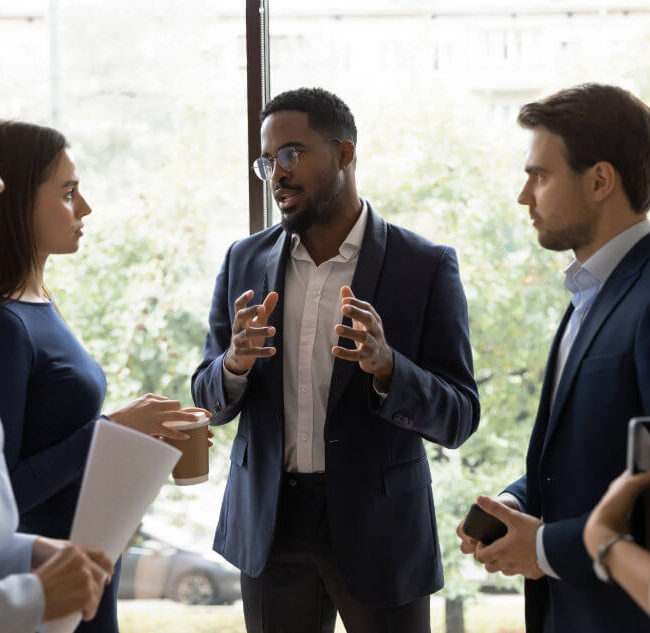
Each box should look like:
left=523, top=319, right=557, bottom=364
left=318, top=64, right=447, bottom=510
left=241, top=473, right=431, bottom=633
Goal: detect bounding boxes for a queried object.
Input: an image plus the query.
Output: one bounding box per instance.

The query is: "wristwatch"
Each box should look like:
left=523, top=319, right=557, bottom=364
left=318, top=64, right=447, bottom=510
left=593, top=533, right=635, bottom=583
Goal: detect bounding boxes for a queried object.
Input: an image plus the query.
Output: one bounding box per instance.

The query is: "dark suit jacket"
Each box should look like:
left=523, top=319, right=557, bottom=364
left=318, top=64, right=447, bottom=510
left=505, top=233, right=650, bottom=632
left=192, top=203, right=480, bottom=607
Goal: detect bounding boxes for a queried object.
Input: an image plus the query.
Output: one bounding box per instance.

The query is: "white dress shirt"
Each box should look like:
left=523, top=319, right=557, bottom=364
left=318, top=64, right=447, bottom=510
left=504, top=218, right=650, bottom=579
left=0, top=421, right=45, bottom=633
left=223, top=201, right=369, bottom=472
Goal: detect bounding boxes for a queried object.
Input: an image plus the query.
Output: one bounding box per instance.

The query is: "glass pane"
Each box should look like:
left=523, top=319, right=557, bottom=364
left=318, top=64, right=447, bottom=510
left=3, top=1, right=649, bottom=631
left=0, top=1, right=247, bottom=627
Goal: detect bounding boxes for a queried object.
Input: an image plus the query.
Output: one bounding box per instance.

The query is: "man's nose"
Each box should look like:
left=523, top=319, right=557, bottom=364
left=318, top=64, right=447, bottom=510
left=270, top=160, right=289, bottom=187
left=517, top=182, right=531, bottom=206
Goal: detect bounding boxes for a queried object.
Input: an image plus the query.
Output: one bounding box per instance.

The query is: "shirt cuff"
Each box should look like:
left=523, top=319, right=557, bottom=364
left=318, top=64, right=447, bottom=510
left=536, top=525, right=560, bottom=579
left=222, top=360, right=249, bottom=405
left=372, top=378, right=388, bottom=401
left=0, top=573, right=45, bottom=633
left=497, top=492, right=524, bottom=512
left=0, top=534, right=38, bottom=578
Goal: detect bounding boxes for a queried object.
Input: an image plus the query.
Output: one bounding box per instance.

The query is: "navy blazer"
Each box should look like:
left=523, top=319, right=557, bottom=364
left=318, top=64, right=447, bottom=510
left=192, top=203, right=480, bottom=607
left=505, top=233, right=650, bottom=632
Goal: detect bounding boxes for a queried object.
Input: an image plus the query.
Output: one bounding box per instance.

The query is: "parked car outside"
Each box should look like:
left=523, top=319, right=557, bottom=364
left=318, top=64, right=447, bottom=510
left=117, top=530, right=241, bottom=605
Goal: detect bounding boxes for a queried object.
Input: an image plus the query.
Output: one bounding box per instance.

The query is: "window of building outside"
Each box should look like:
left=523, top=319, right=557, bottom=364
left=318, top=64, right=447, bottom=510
left=1, top=1, right=650, bottom=631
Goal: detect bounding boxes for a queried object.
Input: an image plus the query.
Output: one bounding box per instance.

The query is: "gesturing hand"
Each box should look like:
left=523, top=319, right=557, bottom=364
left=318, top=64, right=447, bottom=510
left=473, top=496, right=544, bottom=579
left=332, top=286, right=393, bottom=391
left=224, top=290, right=278, bottom=375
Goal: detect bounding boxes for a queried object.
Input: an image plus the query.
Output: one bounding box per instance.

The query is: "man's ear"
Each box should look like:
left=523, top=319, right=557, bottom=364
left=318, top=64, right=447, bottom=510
left=339, top=140, right=356, bottom=170
left=590, top=161, right=617, bottom=203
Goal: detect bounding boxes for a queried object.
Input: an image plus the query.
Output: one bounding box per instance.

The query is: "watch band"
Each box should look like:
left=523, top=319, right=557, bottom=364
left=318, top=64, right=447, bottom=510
left=593, top=533, right=635, bottom=583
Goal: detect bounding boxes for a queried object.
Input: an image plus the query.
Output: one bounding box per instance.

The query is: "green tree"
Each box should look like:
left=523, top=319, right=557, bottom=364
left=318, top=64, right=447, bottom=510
left=46, top=92, right=569, bottom=633
left=360, top=98, right=568, bottom=631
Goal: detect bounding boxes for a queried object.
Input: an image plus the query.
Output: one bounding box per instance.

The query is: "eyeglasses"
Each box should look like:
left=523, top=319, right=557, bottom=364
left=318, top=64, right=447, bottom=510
left=252, top=138, right=341, bottom=182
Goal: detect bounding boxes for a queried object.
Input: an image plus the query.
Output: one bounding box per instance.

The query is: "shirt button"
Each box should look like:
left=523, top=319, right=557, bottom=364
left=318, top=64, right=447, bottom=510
left=301, top=386, right=307, bottom=393
left=299, top=433, right=308, bottom=441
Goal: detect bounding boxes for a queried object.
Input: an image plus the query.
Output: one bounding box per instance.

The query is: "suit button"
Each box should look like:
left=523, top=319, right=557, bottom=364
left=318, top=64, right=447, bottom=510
left=288, top=478, right=297, bottom=487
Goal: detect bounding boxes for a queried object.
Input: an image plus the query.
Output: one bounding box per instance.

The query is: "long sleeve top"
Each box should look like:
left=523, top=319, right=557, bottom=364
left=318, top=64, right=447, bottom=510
left=0, top=300, right=106, bottom=538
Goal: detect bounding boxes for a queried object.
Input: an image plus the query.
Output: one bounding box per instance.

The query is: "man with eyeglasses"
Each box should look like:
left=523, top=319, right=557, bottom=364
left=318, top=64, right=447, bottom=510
left=192, top=87, right=480, bottom=633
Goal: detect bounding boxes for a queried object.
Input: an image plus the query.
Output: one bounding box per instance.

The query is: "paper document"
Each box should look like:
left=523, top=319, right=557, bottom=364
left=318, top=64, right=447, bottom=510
left=41, top=419, right=181, bottom=633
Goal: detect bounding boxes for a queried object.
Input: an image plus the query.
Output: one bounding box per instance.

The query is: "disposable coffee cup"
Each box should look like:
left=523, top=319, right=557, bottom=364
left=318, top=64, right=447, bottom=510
left=164, top=414, right=210, bottom=485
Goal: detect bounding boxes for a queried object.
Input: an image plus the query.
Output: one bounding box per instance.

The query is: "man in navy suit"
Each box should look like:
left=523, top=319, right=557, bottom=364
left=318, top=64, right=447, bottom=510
left=458, top=84, right=650, bottom=632
left=192, top=87, right=480, bottom=633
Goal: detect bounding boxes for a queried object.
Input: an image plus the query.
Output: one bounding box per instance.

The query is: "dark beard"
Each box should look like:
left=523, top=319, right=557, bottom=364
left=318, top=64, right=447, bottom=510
left=281, top=200, right=319, bottom=234
left=537, top=221, right=594, bottom=253
left=280, top=171, right=343, bottom=235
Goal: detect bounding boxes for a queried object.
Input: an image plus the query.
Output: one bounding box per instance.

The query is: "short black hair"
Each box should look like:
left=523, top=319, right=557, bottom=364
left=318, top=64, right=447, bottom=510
left=260, top=87, right=357, bottom=144
left=518, top=83, right=650, bottom=214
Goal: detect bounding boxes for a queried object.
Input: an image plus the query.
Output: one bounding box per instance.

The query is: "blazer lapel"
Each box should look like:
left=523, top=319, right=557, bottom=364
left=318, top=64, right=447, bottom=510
left=541, top=235, right=650, bottom=457
left=326, top=202, right=388, bottom=419
left=540, top=306, right=572, bottom=424
left=256, top=230, right=291, bottom=416
left=526, top=305, right=571, bottom=472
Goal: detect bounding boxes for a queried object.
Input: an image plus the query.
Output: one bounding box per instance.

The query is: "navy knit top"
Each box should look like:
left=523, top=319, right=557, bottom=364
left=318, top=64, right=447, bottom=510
left=0, top=300, right=106, bottom=538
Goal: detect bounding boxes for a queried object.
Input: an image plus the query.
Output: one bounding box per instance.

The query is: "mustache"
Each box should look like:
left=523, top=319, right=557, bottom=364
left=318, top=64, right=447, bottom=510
left=274, top=182, right=301, bottom=193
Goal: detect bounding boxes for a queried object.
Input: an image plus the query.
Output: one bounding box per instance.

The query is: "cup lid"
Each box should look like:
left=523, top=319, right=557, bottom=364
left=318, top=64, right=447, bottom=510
left=163, top=413, right=210, bottom=431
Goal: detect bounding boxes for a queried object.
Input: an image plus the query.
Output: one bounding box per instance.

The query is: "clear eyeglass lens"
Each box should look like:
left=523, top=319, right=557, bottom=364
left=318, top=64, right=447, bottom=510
left=252, top=148, right=299, bottom=181
left=277, top=147, right=298, bottom=170
left=253, top=158, right=271, bottom=181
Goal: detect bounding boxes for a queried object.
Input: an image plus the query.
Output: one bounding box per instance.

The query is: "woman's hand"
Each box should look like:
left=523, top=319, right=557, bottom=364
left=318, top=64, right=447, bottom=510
left=36, top=544, right=113, bottom=623
left=107, top=394, right=211, bottom=440
left=31, top=536, right=68, bottom=569
left=584, top=469, right=650, bottom=559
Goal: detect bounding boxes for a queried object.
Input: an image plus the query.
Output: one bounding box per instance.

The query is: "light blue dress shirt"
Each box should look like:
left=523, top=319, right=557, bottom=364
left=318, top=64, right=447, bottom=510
left=0, top=420, right=45, bottom=633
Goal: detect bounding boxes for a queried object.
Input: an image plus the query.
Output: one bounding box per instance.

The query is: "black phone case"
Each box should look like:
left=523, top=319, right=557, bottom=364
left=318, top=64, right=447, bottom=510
left=463, top=503, right=508, bottom=545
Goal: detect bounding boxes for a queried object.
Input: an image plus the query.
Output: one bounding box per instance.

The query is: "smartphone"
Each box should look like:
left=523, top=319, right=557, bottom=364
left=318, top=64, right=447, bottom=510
left=627, top=417, right=650, bottom=549
left=627, top=417, right=650, bottom=474
left=462, top=503, right=508, bottom=545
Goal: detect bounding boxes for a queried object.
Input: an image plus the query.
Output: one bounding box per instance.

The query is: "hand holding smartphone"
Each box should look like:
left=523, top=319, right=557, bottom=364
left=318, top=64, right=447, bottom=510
left=462, top=502, right=508, bottom=545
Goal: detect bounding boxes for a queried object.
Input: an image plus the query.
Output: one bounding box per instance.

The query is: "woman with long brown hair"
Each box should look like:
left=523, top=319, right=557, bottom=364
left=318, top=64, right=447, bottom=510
left=0, top=121, right=207, bottom=632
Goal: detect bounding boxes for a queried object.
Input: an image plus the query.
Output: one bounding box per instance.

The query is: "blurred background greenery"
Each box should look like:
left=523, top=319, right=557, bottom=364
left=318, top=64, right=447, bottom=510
left=2, top=1, right=650, bottom=631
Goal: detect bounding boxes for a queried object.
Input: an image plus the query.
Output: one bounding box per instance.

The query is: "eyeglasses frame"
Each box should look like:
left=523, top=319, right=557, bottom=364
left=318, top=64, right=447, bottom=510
left=252, top=137, right=342, bottom=181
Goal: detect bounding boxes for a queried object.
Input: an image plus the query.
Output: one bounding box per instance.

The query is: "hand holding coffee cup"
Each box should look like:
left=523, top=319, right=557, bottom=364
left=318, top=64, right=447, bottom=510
left=164, top=412, right=212, bottom=485
left=108, top=394, right=210, bottom=440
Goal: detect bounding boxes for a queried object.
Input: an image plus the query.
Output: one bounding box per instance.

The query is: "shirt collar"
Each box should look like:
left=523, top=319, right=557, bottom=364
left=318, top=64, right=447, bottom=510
left=290, top=199, right=368, bottom=263
left=564, top=217, right=650, bottom=293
